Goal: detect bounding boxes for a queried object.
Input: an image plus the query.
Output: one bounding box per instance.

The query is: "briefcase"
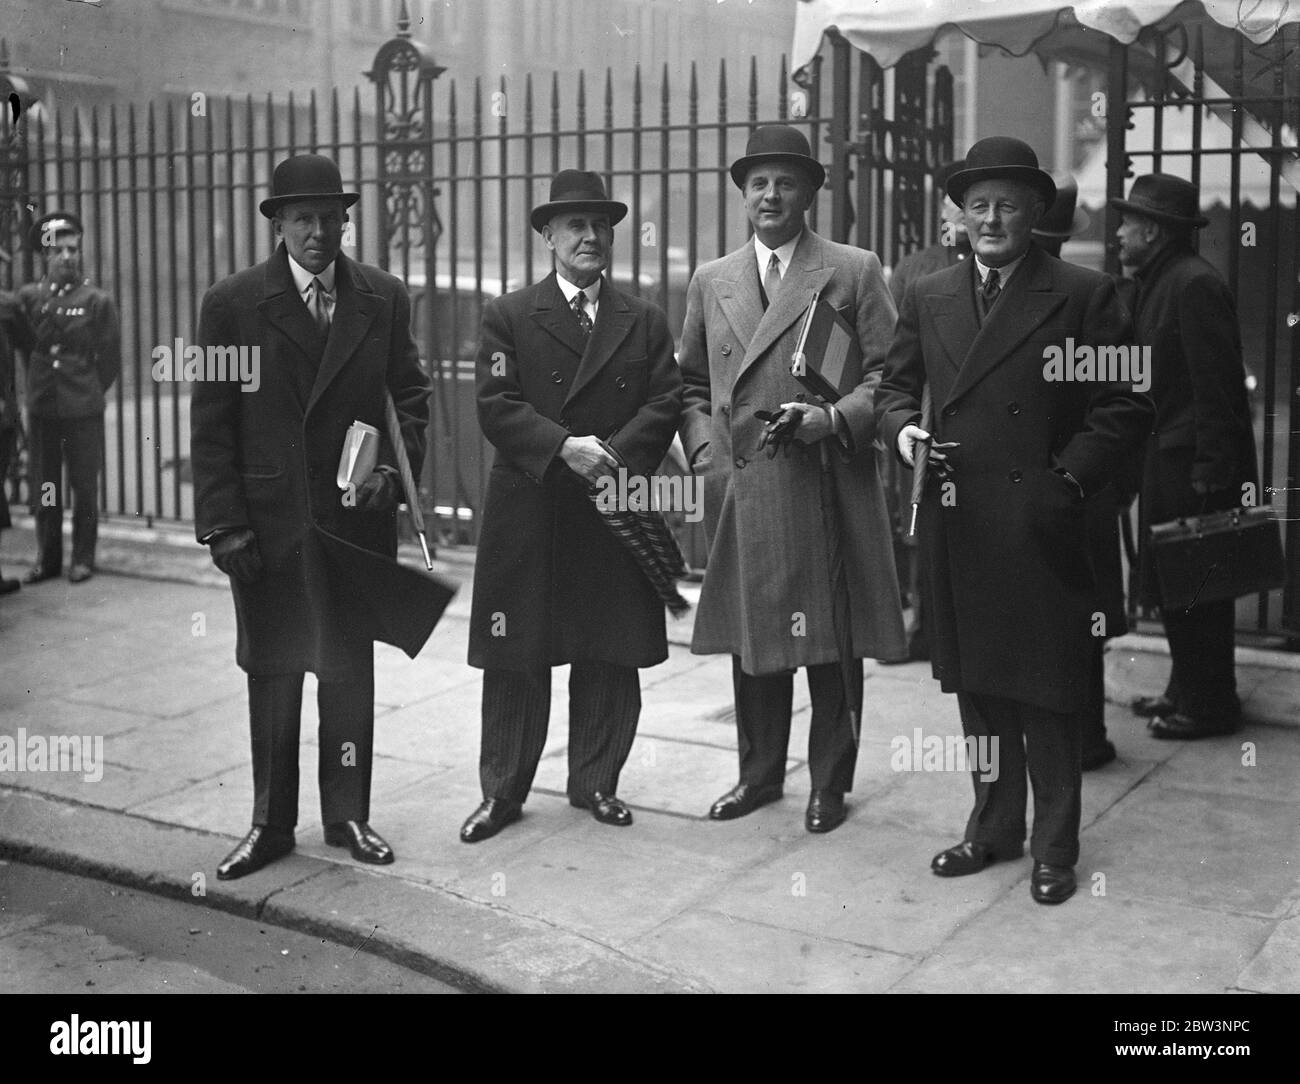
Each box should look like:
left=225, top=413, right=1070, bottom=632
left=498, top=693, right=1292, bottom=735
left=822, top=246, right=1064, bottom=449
left=789, top=296, right=862, bottom=403
left=1149, top=505, right=1286, bottom=610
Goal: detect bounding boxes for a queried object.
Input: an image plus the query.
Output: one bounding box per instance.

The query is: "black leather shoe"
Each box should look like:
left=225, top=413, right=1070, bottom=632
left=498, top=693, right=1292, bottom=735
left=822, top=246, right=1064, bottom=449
left=570, top=792, right=633, bottom=826
left=1131, top=694, right=1176, bottom=718
left=67, top=563, right=94, bottom=584
left=460, top=797, right=522, bottom=843
left=1148, top=712, right=1240, bottom=740
left=0, top=574, right=19, bottom=595
left=1081, top=740, right=1117, bottom=771
left=931, top=840, right=1022, bottom=877
left=1030, top=861, right=1077, bottom=904
left=324, top=820, right=394, bottom=864
left=216, top=826, right=295, bottom=880
left=805, top=790, right=846, bottom=833
left=708, top=782, right=783, bottom=821
left=22, top=566, right=59, bottom=585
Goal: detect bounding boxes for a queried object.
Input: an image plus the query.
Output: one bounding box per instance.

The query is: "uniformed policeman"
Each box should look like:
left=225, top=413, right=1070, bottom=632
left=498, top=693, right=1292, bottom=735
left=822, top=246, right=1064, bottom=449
left=18, top=211, right=121, bottom=584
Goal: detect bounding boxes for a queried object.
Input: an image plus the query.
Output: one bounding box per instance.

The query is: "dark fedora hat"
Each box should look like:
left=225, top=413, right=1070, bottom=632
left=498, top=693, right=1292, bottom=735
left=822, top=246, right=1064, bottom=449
left=1033, top=174, right=1091, bottom=239
left=259, top=154, right=360, bottom=219
left=530, top=170, right=628, bottom=233
left=729, top=125, right=826, bottom=190
left=946, top=137, right=1056, bottom=207
left=1109, top=173, right=1209, bottom=228
left=31, top=209, right=84, bottom=249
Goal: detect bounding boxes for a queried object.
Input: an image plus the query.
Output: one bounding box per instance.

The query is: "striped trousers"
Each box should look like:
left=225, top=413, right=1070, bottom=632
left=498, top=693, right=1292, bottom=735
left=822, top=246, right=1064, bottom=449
left=479, top=663, right=641, bottom=804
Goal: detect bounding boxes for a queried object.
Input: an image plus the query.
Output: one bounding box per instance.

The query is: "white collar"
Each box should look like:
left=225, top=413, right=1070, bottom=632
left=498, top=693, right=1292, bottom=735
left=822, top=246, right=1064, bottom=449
left=287, top=252, right=337, bottom=296
left=974, top=249, right=1027, bottom=287
left=755, top=231, right=802, bottom=281
left=555, top=272, right=601, bottom=310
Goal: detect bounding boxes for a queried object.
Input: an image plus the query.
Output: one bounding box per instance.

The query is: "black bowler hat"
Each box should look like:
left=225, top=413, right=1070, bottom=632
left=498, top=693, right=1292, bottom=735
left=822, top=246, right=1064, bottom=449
left=530, top=170, right=628, bottom=233
left=31, top=210, right=84, bottom=249
left=934, top=159, right=965, bottom=194
left=1033, top=174, right=1091, bottom=239
left=729, top=125, right=826, bottom=190
left=1109, top=173, right=1209, bottom=228
left=946, top=137, right=1056, bottom=207
left=259, top=154, right=360, bottom=219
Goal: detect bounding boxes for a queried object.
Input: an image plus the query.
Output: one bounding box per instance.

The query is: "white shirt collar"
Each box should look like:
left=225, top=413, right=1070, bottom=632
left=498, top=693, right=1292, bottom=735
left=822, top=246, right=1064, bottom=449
left=287, top=252, right=337, bottom=297
left=555, top=272, right=601, bottom=315
left=974, top=249, right=1027, bottom=288
left=755, top=231, right=802, bottom=283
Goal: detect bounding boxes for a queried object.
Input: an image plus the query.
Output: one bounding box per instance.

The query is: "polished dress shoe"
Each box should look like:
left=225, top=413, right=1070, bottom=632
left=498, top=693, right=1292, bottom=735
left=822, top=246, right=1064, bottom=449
left=1148, top=712, right=1240, bottom=740
left=1030, top=861, right=1077, bottom=904
left=570, top=792, right=633, bottom=826
left=22, top=566, right=59, bottom=585
left=707, top=782, right=783, bottom=821
left=460, top=797, right=522, bottom=843
left=0, top=573, right=18, bottom=595
left=67, top=563, right=94, bottom=584
left=1081, top=740, right=1117, bottom=771
left=931, top=840, right=1022, bottom=877
left=805, top=790, right=846, bottom=833
left=216, top=825, right=295, bottom=880
left=324, top=820, right=394, bottom=864
left=1131, top=694, right=1176, bottom=718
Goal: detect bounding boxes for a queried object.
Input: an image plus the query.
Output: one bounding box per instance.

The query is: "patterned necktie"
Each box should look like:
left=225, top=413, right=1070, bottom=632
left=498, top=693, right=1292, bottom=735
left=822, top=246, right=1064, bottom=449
left=763, top=252, right=782, bottom=309
left=980, top=267, right=1001, bottom=318
left=571, top=290, right=593, bottom=337
left=309, top=277, right=332, bottom=336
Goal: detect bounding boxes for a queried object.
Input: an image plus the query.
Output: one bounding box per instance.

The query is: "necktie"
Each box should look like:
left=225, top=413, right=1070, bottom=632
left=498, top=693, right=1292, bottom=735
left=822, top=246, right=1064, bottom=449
left=571, top=291, right=593, bottom=337
left=763, top=252, right=782, bottom=309
left=309, top=277, right=331, bottom=336
left=980, top=267, right=1001, bottom=318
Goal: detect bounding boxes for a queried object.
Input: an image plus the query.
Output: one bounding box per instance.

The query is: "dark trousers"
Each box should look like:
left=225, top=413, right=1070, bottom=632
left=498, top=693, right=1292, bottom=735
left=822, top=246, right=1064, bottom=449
left=28, top=414, right=103, bottom=572
left=956, top=690, right=1082, bottom=868
left=1081, top=640, right=1108, bottom=754
left=480, top=662, right=641, bottom=804
left=1162, top=599, right=1239, bottom=722
left=733, top=656, right=862, bottom=794
left=249, top=667, right=375, bottom=828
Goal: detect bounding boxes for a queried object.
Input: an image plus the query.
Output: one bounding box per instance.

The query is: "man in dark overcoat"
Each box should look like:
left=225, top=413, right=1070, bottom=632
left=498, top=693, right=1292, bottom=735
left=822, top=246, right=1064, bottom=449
left=876, top=137, right=1153, bottom=904
left=460, top=170, right=682, bottom=843
left=0, top=287, right=33, bottom=593
left=679, top=126, right=906, bottom=835
left=192, top=154, right=433, bottom=879
left=1113, top=174, right=1258, bottom=740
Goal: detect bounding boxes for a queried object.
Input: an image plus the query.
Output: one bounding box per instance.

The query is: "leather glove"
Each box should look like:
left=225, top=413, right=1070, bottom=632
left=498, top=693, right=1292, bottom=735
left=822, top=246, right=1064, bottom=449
left=755, top=406, right=805, bottom=459
left=354, top=469, right=399, bottom=513
left=209, top=528, right=263, bottom=584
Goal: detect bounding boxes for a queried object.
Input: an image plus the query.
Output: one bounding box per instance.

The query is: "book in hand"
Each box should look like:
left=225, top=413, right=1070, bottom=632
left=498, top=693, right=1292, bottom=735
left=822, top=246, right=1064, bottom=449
left=337, top=420, right=380, bottom=490
left=789, top=295, right=862, bottom=403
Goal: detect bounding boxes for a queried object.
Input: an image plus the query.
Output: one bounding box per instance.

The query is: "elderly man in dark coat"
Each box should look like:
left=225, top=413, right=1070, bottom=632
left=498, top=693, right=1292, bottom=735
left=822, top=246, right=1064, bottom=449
left=460, top=170, right=682, bottom=843
left=679, top=126, right=906, bottom=835
left=1114, top=174, right=1258, bottom=740
left=876, top=137, right=1153, bottom=904
left=192, top=154, right=434, bottom=879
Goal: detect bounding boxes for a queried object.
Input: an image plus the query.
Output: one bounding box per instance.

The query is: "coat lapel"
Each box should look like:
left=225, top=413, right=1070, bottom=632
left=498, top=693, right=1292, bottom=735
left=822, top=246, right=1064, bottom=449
left=713, top=244, right=764, bottom=357
left=925, top=262, right=980, bottom=375
left=307, top=253, right=382, bottom=414
left=565, top=278, right=635, bottom=408
left=528, top=273, right=588, bottom=361
left=735, top=232, right=834, bottom=388
left=945, top=246, right=1066, bottom=406
left=256, top=245, right=322, bottom=378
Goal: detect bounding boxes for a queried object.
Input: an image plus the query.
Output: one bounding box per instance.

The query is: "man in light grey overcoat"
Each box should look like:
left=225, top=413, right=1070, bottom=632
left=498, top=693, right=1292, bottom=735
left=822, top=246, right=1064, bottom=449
left=679, top=125, right=906, bottom=834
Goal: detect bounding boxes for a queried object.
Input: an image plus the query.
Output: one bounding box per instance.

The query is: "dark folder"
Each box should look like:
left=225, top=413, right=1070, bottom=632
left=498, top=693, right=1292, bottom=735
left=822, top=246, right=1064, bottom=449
left=789, top=297, right=862, bottom=403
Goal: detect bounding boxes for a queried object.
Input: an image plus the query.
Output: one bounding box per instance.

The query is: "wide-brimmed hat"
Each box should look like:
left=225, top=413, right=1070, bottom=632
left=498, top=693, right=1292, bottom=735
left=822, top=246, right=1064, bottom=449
left=1109, top=173, right=1208, bottom=228
left=1033, top=174, right=1091, bottom=239
left=530, top=170, right=628, bottom=233
left=31, top=210, right=84, bottom=249
left=729, top=125, right=826, bottom=190
left=259, top=154, right=360, bottom=219
left=946, top=137, right=1056, bottom=207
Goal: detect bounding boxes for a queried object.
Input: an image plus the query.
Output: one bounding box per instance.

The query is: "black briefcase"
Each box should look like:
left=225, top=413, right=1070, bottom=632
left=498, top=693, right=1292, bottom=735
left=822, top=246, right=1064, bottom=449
left=1149, top=505, right=1286, bottom=610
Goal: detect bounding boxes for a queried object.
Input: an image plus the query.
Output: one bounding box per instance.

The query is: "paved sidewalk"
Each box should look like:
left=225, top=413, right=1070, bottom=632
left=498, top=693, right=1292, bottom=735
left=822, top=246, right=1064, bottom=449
left=1, top=521, right=1297, bottom=993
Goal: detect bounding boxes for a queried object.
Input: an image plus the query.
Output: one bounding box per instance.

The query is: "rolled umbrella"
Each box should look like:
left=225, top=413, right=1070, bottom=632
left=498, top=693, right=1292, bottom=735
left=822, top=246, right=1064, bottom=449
left=383, top=391, right=435, bottom=571
left=817, top=438, right=861, bottom=746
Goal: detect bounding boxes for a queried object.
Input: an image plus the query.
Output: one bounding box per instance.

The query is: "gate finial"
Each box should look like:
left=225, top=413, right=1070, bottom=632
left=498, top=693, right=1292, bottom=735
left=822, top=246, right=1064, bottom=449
left=397, top=0, right=411, bottom=38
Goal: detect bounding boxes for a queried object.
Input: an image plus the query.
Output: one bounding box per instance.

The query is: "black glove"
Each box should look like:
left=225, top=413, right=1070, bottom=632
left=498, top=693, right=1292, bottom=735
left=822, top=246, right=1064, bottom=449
left=354, top=469, right=399, bottom=513
left=209, top=528, right=263, bottom=584
left=755, top=406, right=804, bottom=459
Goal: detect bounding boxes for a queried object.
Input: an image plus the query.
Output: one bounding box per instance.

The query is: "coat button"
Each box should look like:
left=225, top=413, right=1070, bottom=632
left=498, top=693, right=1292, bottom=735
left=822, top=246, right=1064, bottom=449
left=52, top=359, right=60, bottom=369
left=50, top=344, right=61, bottom=356
left=734, top=457, right=747, bottom=469
left=721, top=344, right=732, bottom=356
left=943, top=404, right=957, bottom=417
left=616, top=377, right=627, bottom=390
left=551, top=370, right=563, bottom=384
left=721, top=404, right=730, bottom=416
left=1007, top=401, right=1021, bottom=415
left=1010, top=469, right=1023, bottom=483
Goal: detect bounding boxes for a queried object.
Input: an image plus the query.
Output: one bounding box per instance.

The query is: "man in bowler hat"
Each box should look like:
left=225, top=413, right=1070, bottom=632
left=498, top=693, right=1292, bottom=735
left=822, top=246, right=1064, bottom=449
left=679, top=125, right=906, bottom=835
left=17, top=211, right=120, bottom=584
left=877, top=137, right=1152, bottom=903
left=191, top=153, right=433, bottom=878
left=1113, top=174, right=1258, bottom=740
left=460, top=170, right=681, bottom=843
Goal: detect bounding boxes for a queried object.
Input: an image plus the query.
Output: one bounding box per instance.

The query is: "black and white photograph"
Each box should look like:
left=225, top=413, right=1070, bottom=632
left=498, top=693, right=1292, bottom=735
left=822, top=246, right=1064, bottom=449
left=0, top=0, right=1297, bottom=1036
